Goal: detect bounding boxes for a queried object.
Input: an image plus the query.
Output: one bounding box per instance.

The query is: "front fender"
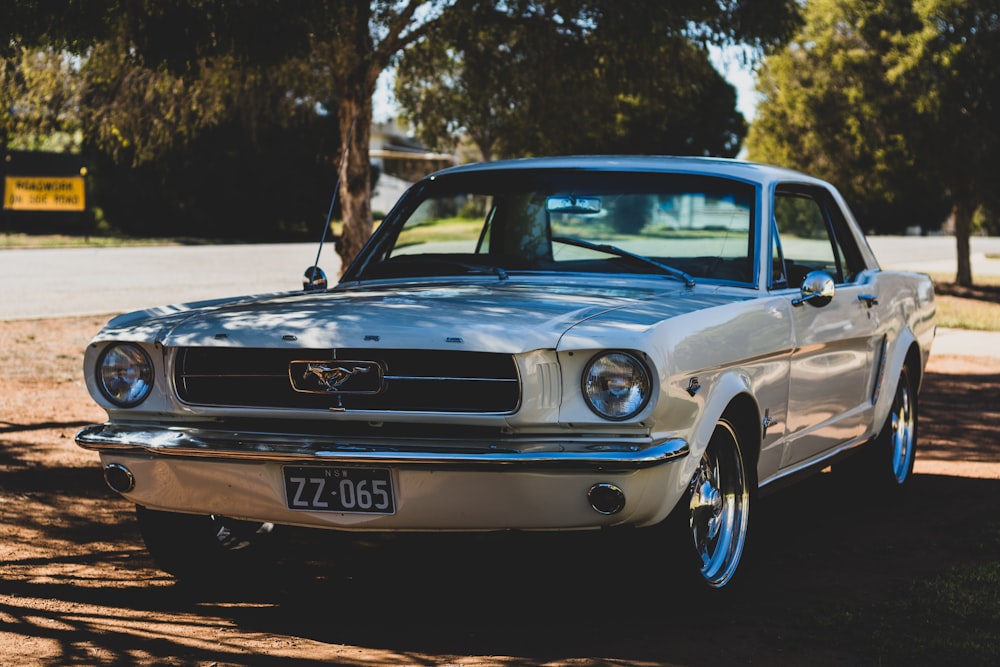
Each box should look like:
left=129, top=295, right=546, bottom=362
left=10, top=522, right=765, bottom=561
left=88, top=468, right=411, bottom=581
left=677, top=369, right=760, bottom=487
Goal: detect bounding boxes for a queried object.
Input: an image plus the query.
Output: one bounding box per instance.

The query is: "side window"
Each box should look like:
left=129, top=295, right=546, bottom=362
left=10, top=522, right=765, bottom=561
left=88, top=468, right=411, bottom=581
left=772, top=186, right=858, bottom=287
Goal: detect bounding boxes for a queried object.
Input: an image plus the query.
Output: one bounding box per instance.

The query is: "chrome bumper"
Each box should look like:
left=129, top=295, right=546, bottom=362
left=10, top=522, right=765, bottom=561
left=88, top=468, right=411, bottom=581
left=76, top=422, right=689, bottom=471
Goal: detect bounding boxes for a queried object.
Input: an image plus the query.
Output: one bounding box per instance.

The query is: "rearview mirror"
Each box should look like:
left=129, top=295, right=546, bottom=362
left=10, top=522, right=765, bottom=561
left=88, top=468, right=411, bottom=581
left=546, top=195, right=602, bottom=214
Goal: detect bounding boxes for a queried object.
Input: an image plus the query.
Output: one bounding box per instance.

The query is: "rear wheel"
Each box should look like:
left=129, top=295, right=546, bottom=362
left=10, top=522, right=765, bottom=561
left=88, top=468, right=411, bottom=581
left=680, top=418, right=754, bottom=590
left=836, top=364, right=918, bottom=492
left=135, top=505, right=276, bottom=582
left=876, top=364, right=918, bottom=488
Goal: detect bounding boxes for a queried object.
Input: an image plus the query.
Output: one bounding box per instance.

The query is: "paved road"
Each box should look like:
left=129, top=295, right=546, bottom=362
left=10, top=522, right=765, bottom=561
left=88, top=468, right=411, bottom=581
left=867, top=234, right=1000, bottom=275
left=1, top=242, right=338, bottom=320
left=1, top=235, right=998, bottom=321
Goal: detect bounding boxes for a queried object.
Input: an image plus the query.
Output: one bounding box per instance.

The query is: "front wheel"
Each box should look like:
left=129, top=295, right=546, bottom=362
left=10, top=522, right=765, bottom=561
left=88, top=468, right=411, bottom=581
left=680, top=418, right=755, bottom=590
left=135, top=505, right=276, bottom=582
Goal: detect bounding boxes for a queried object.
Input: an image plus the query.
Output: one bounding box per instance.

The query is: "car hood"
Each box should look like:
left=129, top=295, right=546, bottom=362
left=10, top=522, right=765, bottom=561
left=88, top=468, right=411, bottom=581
left=96, top=279, right=740, bottom=354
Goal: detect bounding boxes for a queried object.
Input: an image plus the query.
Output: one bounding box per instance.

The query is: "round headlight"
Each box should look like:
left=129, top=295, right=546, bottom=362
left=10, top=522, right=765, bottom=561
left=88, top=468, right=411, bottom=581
left=582, top=351, right=652, bottom=420
left=97, top=343, right=154, bottom=407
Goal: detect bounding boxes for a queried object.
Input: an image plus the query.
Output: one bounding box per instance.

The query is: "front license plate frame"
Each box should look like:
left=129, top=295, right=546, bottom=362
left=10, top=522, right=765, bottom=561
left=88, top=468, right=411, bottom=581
left=283, top=465, right=395, bottom=514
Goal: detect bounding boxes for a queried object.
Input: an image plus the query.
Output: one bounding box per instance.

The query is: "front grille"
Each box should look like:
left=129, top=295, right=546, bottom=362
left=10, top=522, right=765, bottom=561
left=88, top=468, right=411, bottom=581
left=174, top=348, right=520, bottom=413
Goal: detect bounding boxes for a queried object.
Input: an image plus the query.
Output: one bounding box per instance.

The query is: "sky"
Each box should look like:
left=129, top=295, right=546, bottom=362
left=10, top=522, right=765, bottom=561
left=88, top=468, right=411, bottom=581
left=707, top=44, right=761, bottom=122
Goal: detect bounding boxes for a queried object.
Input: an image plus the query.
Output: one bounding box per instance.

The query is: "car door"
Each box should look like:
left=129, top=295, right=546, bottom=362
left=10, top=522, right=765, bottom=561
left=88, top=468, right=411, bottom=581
left=771, top=184, right=880, bottom=469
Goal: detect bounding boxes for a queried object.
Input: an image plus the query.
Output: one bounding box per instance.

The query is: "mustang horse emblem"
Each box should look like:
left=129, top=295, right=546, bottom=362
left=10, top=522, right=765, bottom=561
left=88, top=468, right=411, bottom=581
left=303, top=363, right=371, bottom=391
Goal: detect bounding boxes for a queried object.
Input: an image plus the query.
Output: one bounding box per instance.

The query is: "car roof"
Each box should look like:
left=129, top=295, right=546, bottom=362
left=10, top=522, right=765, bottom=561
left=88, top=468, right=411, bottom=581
left=425, top=155, right=828, bottom=188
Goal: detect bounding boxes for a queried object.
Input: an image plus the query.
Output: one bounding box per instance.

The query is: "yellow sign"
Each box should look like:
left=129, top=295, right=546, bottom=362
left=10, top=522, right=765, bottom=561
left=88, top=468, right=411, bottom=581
left=3, top=176, right=86, bottom=211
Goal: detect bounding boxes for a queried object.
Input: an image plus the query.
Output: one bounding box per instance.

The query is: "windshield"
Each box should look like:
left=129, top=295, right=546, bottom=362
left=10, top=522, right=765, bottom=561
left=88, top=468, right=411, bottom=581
left=353, top=169, right=757, bottom=285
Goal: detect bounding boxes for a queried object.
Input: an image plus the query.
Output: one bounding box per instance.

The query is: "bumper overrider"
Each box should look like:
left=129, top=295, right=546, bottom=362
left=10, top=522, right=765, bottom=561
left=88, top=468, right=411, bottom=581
left=76, top=423, right=690, bottom=531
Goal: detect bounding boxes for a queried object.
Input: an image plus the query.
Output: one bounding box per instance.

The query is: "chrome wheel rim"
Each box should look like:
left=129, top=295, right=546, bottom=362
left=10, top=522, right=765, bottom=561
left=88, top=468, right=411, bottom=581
left=889, top=377, right=915, bottom=484
left=688, top=421, right=750, bottom=588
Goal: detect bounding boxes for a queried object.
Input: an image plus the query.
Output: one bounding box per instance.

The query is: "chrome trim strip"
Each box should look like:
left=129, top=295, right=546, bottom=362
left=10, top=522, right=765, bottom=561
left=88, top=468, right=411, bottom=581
left=75, top=423, right=688, bottom=471
left=760, top=434, right=871, bottom=489
left=383, top=375, right=519, bottom=382
left=871, top=334, right=888, bottom=405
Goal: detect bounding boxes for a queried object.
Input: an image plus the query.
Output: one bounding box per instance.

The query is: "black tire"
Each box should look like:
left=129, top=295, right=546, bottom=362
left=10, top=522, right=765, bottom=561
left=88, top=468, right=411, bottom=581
left=671, top=417, right=755, bottom=591
left=872, top=364, right=919, bottom=489
left=836, top=364, right=918, bottom=493
left=135, top=505, right=276, bottom=582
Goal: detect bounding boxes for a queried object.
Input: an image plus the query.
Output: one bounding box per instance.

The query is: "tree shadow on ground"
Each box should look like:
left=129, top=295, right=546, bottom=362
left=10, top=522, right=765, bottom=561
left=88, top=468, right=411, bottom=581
left=920, top=370, right=1000, bottom=462
left=933, top=281, right=1000, bottom=304
left=1, top=367, right=997, bottom=666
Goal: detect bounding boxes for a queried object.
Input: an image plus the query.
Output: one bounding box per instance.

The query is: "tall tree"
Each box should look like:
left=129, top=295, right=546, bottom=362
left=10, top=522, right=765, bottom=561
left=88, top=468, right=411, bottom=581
left=2, top=0, right=450, bottom=271
left=4, top=0, right=801, bottom=272
left=747, top=0, right=949, bottom=233
left=747, top=0, right=1000, bottom=286
left=887, top=0, right=1000, bottom=286
left=70, top=0, right=444, bottom=268
left=310, top=1, right=451, bottom=272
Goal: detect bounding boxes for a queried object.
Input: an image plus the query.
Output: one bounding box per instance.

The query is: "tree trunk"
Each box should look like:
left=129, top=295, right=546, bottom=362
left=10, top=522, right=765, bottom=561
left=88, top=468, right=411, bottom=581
left=335, top=92, right=374, bottom=276
left=953, top=199, right=974, bottom=287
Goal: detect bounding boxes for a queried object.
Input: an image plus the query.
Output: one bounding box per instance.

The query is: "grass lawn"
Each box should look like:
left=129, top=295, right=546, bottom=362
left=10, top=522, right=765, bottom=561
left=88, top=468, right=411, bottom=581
left=929, top=273, right=1000, bottom=331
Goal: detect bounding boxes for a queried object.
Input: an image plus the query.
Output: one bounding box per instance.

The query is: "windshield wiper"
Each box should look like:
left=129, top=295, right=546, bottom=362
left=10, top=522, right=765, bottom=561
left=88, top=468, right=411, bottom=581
left=552, top=236, right=695, bottom=287
left=361, top=255, right=509, bottom=281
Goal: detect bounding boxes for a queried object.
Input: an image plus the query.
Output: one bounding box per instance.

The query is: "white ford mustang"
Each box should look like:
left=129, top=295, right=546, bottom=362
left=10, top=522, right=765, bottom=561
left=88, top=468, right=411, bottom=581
left=77, top=156, right=936, bottom=590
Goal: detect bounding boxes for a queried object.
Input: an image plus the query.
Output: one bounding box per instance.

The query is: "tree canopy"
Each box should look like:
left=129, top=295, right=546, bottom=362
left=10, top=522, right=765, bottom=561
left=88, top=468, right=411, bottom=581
left=3, top=0, right=802, bottom=271
left=2, top=0, right=438, bottom=262
left=394, top=1, right=759, bottom=159
left=746, top=0, right=1000, bottom=286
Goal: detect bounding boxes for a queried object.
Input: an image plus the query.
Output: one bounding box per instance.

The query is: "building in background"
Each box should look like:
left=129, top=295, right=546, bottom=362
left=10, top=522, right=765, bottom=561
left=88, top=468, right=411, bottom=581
left=369, top=121, right=455, bottom=215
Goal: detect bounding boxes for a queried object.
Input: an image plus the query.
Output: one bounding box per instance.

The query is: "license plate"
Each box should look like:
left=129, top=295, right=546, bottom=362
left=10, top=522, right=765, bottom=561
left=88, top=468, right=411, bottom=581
left=283, top=466, right=395, bottom=514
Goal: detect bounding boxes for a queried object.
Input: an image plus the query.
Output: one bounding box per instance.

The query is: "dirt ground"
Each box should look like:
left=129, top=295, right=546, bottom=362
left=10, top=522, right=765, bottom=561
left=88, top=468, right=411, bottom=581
left=2, top=315, right=999, bottom=666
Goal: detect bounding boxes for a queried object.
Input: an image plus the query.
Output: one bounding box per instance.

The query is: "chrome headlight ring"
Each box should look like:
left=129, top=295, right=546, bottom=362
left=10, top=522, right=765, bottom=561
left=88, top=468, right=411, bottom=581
left=582, top=351, right=652, bottom=421
left=97, top=343, right=154, bottom=408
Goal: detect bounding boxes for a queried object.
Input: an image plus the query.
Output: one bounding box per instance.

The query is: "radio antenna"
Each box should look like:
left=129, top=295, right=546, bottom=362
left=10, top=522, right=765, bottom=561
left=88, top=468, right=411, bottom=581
left=307, top=116, right=357, bottom=289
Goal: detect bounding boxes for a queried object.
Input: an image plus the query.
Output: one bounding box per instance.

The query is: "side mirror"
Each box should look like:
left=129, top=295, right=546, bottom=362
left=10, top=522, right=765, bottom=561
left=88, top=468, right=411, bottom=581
left=792, top=270, right=835, bottom=308
left=303, top=266, right=328, bottom=292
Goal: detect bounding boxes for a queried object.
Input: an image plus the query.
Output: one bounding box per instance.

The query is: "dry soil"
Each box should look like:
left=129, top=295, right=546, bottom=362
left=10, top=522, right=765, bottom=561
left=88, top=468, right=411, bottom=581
left=2, top=315, right=999, bottom=666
